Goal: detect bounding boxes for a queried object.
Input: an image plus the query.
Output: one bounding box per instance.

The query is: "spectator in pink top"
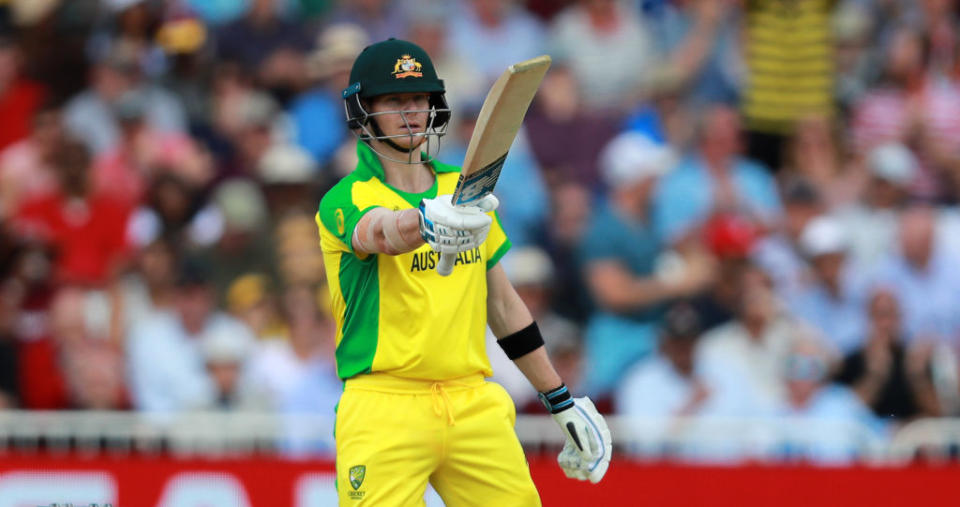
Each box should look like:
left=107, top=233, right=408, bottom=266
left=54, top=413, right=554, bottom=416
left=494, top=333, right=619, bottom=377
left=91, top=89, right=211, bottom=206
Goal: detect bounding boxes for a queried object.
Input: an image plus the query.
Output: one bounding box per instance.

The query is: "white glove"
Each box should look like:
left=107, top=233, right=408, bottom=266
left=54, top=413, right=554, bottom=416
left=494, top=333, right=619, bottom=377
left=418, top=194, right=499, bottom=254
left=552, top=397, right=612, bottom=484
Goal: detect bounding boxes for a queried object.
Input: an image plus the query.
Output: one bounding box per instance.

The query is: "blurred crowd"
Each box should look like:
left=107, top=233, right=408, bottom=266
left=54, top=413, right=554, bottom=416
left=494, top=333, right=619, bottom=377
left=1, top=0, right=960, bottom=461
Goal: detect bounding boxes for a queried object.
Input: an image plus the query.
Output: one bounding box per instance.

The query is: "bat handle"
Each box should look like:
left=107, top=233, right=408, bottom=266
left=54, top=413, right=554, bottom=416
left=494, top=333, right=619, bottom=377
left=437, top=252, right=456, bottom=276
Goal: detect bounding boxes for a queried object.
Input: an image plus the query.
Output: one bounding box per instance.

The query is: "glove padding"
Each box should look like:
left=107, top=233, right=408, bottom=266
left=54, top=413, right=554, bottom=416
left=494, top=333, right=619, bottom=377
left=418, top=194, right=499, bottom=254
left=552, top=397, right=612, bottom=484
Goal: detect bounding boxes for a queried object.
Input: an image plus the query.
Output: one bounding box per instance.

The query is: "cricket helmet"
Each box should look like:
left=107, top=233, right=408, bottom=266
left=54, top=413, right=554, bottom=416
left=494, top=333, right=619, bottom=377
left=342, top=38, right=451, bottom=129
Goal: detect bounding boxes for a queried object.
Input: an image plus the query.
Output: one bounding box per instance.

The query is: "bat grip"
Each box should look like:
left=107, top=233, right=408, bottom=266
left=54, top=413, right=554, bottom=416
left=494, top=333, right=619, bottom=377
left=437, top=252, right=456, bottom=276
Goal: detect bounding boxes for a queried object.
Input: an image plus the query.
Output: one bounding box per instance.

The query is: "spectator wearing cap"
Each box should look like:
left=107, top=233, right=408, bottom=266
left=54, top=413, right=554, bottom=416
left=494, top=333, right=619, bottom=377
left=786, top=216, right=869, bottom=354
left=866, top=204, right=960, bottom=345
left=652, top=104, right=782, bottom=244
left=195, top=179, right=278, bottom=301
left=259, top=143, right=318, bottom=216
left=578, top=132, right=712, bottom=398
left=836, top=288, right=941, bottom=420
left=835, top=143, right=917, bottom=270
left=198, top=318, right=264, bottom=411
left=775, top=337, right=881, bottom=464
left=126, top=257, right=245, bottom=414
left=290, top=24, right=366, bottom=170
left=486, top=247, right=583, bottom=411
left=63, top=40, right=187, bottom=155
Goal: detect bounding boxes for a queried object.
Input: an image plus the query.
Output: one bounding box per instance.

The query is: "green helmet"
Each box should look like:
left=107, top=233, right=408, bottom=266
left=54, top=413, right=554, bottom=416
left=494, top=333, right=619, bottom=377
left=342, top=38, right=451, bottom=134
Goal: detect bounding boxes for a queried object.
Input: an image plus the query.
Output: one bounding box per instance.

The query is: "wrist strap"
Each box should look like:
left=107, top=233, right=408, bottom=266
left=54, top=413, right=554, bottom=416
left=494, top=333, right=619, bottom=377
left=497, top=321, right=544, bottom=360
left=539, top=384, right=573, bottom=414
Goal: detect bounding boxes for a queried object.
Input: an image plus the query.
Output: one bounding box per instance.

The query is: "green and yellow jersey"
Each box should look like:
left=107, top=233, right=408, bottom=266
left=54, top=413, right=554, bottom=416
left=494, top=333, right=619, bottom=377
left=316, top=141, right=511, bottom=382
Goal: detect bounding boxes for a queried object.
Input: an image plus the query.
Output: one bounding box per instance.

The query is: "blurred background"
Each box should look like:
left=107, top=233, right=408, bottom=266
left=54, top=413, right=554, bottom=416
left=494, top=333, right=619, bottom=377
left=0, top=0, right=959, bottom=505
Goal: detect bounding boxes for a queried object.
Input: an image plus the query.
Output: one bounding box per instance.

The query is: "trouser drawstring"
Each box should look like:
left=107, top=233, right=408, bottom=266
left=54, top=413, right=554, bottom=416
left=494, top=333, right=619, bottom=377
left=430, top=382, right=456, bottom=426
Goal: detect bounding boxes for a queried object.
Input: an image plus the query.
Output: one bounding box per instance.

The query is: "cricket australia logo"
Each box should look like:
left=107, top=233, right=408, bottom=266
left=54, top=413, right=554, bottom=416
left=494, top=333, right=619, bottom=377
left=349, top=465, right=366, bottom=490
left=393, top=55, right=423, bottom=78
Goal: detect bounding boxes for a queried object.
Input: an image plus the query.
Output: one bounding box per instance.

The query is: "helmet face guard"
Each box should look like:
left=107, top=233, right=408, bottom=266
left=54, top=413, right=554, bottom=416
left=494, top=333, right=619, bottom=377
left=343, top=84, right=451, bottom=164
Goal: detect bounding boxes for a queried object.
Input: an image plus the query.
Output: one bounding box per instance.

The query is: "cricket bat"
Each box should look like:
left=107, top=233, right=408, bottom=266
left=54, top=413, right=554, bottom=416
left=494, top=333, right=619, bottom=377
left=437, top=54, right=552, bottom=276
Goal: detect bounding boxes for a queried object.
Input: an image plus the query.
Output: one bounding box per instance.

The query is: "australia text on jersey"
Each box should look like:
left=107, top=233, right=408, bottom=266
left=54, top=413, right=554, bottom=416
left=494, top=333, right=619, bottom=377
left=410, top=248, right=483, bottom=272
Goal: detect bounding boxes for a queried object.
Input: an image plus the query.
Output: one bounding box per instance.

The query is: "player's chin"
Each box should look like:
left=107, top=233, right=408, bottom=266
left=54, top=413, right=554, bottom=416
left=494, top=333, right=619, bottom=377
left=391, top=134, right=428, bottom=150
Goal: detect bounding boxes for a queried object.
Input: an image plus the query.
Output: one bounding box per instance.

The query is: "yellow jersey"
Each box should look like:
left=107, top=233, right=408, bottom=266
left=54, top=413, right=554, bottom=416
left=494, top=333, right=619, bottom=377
left=316, top=141, right=511, bottom=381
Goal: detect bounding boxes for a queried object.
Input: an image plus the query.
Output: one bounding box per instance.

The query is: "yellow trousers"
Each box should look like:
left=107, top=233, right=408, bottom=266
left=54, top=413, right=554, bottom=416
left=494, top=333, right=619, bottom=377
left=335, top=373, right=541, bottom=506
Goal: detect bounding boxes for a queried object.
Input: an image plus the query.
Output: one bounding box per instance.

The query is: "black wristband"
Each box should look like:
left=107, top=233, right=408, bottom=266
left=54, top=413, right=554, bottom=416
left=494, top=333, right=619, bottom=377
left=538, top=384, right=574, bottom=414
left=497, top=321, right=545, bottom=360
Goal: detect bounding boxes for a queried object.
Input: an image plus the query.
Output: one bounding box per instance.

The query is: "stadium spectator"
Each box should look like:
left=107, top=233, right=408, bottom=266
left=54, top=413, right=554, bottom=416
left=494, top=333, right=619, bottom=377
left=64, top=40, right=187, bottom=155
left=836, top=288, right=941, bottom=420
left=752, top=177, right=824, bottom=302
left=0, top=33, right=47, bottom=152
left=0, top=102, right=62, bottom=219
left=11, top=139, right=132, bottom=286
left=787, top=215, right=868, bottom=355
left=226, top=273, right=287, bottom=341
left=448, top=0, right=545, bottom=83
left=524, top=65, right=619, bottom=189
left=112, top=237, right=176, bottom=335
left=126, top=257, right=243, bottom=414
left=543, top=182, right=593, bottom=324
left=198, top=180, right=276, bottom=298
left=291, top=24, right=365, bottom=169
left=198, top=318, right=264, bottom=411
left=548, top=0, right=655, bottom=111
left=781, top=115, right=858, bottom=209
left=775, top=337, right=881, bottom=463
left=866, top=204, right=960, bottom=345
left=835, top=143, right=918, bottom=270
left=214, top=0, right=311, bottom=106
left=579, top=132, right=712, bottom=397
left=155, top=10, right=214, bottom=130
left=652, top=104, right=782, bottom=244
left=91, top=89, right=212, bottom=206
left=273, top=212, right=327, bottom=287
left=640, top=0, right=741, bottom=108
left=616, top=303, right=744, bottom=424
left=742, top=0, right=836, bottom=172
left=246, top=283, right=338, bottom=413
left=696, top=264, right=812, bottom=411
left=329, top=0, right=410, bottom=43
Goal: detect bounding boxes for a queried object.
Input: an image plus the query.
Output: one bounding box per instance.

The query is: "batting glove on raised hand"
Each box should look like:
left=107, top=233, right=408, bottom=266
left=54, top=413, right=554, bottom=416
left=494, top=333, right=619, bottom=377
left=418, top=194, right=499, bottom=254
left=549, top=395, right=612, bottom=484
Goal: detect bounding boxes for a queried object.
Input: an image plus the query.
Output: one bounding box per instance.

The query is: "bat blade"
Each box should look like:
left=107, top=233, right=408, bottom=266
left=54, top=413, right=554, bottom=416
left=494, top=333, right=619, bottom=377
left=437, top=55, right=551, bottom=276
left=451, top=54, right=552, bottom=206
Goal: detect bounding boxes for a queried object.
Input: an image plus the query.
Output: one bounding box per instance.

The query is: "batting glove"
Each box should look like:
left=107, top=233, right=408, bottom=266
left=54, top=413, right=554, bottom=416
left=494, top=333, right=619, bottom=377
left=541, top=386, right=612, bottom=484
left=418, top=194, right=499, bottom=254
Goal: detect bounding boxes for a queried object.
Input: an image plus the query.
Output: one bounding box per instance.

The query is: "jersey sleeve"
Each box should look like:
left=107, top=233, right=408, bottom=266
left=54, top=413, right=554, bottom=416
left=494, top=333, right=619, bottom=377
left=485, top=210, right=511, bottom=270
left=317, top=180, right=374, bottom=255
